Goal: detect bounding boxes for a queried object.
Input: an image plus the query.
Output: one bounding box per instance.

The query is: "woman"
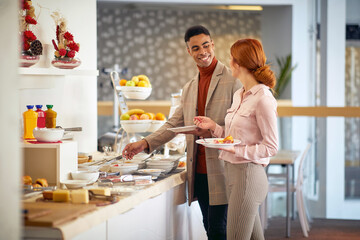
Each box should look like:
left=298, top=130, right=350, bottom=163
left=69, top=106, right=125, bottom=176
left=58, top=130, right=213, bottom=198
left=193, top=39, right=278, bottom=240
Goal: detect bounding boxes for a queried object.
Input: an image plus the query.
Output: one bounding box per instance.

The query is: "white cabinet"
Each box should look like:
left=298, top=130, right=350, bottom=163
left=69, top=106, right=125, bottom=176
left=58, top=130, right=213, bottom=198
left=22, top=140, right=77, bottom=187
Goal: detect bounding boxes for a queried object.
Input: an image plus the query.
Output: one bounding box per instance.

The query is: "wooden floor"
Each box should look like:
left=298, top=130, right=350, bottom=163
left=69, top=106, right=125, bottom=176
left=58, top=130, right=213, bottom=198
left=264, top=217, right=360, bottom=239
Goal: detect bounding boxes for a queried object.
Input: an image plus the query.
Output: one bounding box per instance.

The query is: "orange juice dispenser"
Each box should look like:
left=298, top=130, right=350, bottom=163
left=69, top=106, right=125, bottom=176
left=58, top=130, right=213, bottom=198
left=23, top=105, right=38, bottom=139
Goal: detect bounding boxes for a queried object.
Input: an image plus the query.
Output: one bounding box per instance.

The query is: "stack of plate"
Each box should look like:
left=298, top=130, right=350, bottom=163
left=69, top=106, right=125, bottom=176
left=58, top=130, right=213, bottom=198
left=137, top=169, right=165, bottom=177
left=123, top=160, right=146, bottom=169
left=146, top=160, right=175, bottom=174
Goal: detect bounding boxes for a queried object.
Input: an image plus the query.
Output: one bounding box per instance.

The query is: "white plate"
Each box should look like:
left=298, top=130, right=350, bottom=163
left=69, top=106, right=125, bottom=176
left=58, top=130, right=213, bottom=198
left=195, top=138, right=241, bottom=149
left=168, top=125, right=197, bottom=133
left=61, top=180, right=92, bottom=189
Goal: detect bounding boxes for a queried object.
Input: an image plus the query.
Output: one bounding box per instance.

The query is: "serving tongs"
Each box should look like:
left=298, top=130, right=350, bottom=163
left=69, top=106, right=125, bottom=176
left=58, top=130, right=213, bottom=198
left=88, top=154, right=123, bottom=166
left=56, top=126, right=82, bottom=131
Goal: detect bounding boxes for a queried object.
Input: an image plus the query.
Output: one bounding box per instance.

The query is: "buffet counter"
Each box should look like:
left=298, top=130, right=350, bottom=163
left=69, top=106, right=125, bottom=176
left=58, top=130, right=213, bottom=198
left=23, top=170, right=201, bottom=240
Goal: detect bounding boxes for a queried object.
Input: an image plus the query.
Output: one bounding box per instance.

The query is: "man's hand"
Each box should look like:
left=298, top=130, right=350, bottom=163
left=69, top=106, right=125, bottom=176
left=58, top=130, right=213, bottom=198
left=122, top=139, right=148, bottom=160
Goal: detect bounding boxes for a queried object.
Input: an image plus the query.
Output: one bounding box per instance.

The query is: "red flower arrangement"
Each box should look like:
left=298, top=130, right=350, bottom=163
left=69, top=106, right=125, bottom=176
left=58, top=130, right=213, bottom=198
left=19, top=0, right=42, bottom=56
left=51, top=11, right=80, bottom=60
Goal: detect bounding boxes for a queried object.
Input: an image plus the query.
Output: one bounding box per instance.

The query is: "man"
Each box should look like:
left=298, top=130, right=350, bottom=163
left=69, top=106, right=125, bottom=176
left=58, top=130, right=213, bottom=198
left=122, top=25, right=241, bottom=240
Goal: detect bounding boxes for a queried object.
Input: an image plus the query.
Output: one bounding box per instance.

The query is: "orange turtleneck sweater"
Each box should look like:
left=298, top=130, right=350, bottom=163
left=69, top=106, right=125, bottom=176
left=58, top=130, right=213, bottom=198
left=196, top=57, right=218, bottom=174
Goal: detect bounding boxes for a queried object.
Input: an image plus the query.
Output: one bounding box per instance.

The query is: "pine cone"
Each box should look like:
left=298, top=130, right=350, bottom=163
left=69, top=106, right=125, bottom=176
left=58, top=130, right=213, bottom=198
left=30, top=40, right=43, bottom=55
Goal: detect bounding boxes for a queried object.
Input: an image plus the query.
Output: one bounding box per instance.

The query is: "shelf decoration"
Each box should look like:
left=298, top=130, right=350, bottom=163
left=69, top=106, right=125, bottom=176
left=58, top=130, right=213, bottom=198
left=19, top=0, right=43, bottom=67
left=50, top=11, right=81, bottom=69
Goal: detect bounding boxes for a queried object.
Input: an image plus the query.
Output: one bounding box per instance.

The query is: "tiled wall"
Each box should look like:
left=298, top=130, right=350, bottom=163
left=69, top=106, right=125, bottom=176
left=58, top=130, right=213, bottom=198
left=97, top=4, right=261, bottom=136
left=345, top=47, right=360, bottom=165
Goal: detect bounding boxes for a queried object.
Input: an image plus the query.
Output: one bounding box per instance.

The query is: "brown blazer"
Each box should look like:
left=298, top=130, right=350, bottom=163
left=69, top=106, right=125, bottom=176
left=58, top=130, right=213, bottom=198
left=144, top=61, right=242, bottom=206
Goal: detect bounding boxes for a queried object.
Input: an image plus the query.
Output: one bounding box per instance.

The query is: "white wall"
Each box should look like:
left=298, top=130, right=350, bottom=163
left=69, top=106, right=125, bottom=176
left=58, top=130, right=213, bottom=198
left=19, top=0, right=98, bottom=153
left=346, top=0, right=360, bottom=24
left=0, top=1, right=21, bottom=239
left=261, top=6, right=292, bottom=99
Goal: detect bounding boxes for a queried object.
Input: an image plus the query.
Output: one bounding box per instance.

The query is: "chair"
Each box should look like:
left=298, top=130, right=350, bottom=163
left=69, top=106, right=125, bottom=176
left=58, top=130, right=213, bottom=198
left=263, top=143, right=312, bottom=237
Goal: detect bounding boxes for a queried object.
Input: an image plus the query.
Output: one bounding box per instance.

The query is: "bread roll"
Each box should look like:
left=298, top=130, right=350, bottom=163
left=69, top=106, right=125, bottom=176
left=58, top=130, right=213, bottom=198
left=78, top=156, right=89, bottom=164
left=32, top=183, right=42, bottom=188
left=23, top=175, right=32, bottom=185
left=42, top=191, right=53, bottom=200
left=36, top=178, right=48, bottom=187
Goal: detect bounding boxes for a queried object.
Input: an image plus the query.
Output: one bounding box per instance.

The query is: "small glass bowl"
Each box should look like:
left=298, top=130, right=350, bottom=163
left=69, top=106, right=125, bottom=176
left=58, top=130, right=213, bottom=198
left=20, top=54, right=40, bottom=67
left=51, top=57, right=81, bottom=69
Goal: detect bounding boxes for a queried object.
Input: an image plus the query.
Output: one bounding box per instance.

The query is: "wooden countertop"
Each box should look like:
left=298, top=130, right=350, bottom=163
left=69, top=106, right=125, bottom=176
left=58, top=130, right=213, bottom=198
left=23, top=170, right=187, bottom=239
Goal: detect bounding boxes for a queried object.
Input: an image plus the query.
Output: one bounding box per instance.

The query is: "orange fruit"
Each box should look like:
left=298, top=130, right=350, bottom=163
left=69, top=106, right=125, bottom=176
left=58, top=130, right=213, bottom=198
left=119, top=79, right=127, bottom=86
left=155, top=113, right=166, bottom=121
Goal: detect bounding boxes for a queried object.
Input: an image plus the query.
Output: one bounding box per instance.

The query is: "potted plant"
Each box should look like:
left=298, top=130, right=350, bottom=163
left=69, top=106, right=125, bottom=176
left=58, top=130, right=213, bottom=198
left=19, top=0, right=43, bottom=67
left=50, top=11, right=81, bottom=69
left=274, top=54, right=297, bottom=149
left=274, top=54, right=297, bottom=99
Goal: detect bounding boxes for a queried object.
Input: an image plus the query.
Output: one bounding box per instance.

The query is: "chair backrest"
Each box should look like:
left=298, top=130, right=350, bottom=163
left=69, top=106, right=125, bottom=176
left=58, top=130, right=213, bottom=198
left=296, top=143, right=312, bottom=188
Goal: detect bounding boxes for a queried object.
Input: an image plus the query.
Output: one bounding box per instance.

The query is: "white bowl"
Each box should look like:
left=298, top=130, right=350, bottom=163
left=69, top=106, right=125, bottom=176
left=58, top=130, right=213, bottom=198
left=147, top=120, right=166, bottom=132
left=120, top=120, right=152, bottom=133
left=71, top=170, right=99, bottom=183
left=33, top=128, right=64, bottom=142
left=110, top=163, right=138, bottom=175
left=137, top=169, right=165, bottom=177
left=78, top=164, right=101, bottom=172
left=118, top=86, right=152, bottom=100
left=61, top=180, right=90, bottom=189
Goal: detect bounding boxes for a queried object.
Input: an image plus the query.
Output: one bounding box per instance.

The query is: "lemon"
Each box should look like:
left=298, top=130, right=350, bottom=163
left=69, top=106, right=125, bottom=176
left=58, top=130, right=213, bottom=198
left=137, top=80, right=149, bottom=88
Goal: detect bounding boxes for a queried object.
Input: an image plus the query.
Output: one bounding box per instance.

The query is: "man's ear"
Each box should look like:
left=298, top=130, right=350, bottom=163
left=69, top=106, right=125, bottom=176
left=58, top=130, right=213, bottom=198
left=186, top=47, right=191, bottom=55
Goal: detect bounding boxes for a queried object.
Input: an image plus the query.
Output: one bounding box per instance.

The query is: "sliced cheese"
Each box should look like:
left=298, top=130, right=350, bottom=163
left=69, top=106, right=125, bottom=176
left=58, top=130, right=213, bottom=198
left=53, top=190, right=70, bottom=202
left=89, top=187, right=111, bottom=196
left=71, top=189, right=89, bottom=204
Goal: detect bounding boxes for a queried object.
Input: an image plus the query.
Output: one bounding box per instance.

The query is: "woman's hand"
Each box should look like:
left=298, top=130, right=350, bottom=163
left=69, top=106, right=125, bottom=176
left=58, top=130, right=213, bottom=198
left=193, top=116, right=216, bottom=131
left=220, top=146, right=235, bottom=154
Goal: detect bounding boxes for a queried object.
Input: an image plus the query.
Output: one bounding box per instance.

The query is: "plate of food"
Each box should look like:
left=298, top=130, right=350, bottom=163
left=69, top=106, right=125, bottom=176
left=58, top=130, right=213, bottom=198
left=168, top=125, right=198, bottom=133
left=195, top=135, right=241, bottom=149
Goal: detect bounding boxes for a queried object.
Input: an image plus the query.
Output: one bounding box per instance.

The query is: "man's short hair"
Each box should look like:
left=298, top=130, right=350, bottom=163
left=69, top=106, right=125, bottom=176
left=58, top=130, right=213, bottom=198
left=184, top=25, right=211, bottom=42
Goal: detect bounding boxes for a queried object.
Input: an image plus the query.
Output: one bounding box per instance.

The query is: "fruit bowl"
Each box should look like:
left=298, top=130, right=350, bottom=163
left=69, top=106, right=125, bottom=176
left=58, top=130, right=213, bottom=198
left=120, top=120, right=152, bottom=133
left=147, top=120, right=166, bottom=132
left=117, top=86, right=152, bottom=100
